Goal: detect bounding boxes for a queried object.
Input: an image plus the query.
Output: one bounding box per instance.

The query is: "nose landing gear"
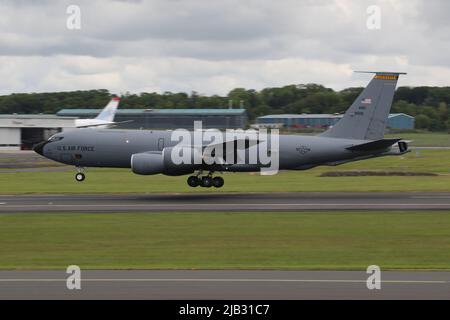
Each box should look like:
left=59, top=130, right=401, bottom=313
left=187, top=172, right=224, bottom=188
left=75, top=167, right=85, bottom=182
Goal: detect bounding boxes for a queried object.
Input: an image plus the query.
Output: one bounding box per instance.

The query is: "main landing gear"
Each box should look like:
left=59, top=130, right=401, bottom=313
left=75, top=167, right=85, bottom=182
left=187, top=173, right=224, bottom=188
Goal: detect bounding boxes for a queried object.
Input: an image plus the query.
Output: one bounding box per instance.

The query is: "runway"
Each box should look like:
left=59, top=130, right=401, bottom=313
left=0, top=192, right=450, bottom=213
left=0, top=270, right=449, bottom=299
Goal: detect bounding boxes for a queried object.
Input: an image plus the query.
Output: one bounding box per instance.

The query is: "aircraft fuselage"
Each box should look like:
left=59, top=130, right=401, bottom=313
left=34, top=128, right=391, bottom=174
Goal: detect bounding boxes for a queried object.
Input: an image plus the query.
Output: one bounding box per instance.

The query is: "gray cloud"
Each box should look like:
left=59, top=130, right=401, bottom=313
left=0, top=0, right=448, bottom=95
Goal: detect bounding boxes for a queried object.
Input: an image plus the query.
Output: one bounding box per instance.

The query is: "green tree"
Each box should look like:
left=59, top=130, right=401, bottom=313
left=414, top=114, right=431, bottom=129
left=438, top=102, right=448, bottom=121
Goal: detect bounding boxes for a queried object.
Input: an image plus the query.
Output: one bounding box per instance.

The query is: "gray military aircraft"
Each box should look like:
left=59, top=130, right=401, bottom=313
left=34, top=71, right=409, bottom=188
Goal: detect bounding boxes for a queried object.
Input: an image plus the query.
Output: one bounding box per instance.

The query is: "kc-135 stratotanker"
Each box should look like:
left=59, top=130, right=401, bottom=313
left=34, top=72, right=409, bottom=188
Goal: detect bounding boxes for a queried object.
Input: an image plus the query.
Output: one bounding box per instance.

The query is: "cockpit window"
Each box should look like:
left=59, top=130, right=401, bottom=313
left=48, top=136, right=64, bottom=142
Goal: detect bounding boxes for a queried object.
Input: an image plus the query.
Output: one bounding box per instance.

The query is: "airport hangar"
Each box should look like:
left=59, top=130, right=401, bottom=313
left=0, top=108, right=247, bottom=151
left=0, top=115, right=77, bottom=151
left=256, top=113, right=415, bottom=130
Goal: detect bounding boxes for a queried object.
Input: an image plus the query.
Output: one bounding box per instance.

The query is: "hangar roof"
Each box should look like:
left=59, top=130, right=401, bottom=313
left=0, top=114, right=76, bottom=119
left=0, top=114, right=76, bottom=128
left=388, top=113, right=414, bottom=119
left=57, top=108, right=246, bottom=116
left=258, top=114, right=342, bottom=119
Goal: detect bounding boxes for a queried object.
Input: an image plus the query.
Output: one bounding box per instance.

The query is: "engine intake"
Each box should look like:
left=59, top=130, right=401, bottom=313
left=398, top=141, right=408, bottom=153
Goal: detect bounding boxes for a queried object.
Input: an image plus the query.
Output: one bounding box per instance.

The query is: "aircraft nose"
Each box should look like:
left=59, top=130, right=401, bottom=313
left=33, top=140, right=48, bottom=156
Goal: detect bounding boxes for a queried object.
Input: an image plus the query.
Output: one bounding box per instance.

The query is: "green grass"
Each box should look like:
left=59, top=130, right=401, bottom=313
left=0, top=149, right=449, bottom=193
left=1, top=211, right=449, bottom=270
left=385, top=132, right=450, bottom=147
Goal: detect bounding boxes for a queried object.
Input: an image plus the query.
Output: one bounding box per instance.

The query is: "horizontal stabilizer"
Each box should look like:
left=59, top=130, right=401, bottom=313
left=346, top=138, right=401, bottom=152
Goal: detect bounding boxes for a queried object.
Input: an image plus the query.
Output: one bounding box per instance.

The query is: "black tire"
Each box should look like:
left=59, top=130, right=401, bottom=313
left=187, top=176, right=200, bottom=187
left=212, top=176, right=224, bottom=188
left=75, top=172, right=85, bottom=182
left=201, top=176, right=213, bottom=188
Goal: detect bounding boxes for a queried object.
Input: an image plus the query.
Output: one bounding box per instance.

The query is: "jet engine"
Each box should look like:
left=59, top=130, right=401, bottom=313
left=131, top=152, right=165, bottom=175
left=131, top=147, right=200, bottom=176
left=382, top=140, right=409, bottom=156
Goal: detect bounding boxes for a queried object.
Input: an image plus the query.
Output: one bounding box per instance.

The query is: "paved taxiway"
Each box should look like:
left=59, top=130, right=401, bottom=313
left=0, top=192, right=450, bottom=213
left=0, top=270, right=449, bottom=299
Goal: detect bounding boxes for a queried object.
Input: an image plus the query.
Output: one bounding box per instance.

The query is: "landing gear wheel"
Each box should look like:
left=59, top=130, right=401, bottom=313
left=201, top=176, right=213, bottom=188
left=75, top=172, right=85, bottom=182
left=187, top=176, right=200, bottom=187
left=212, top=176, right=224, bottom=188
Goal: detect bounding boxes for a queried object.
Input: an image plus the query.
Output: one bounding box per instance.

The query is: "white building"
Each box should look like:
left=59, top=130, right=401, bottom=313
left=0, top=115, right=76, bottom=150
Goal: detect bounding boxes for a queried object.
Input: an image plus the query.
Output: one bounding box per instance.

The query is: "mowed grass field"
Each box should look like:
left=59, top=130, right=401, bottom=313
left=1, top=211, right=449, bottom=270
left=1, top=149, right=449, bottom=193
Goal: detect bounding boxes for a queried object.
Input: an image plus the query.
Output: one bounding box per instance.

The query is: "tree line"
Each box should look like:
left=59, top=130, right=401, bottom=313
left=0, top=84, right=449, bottom=131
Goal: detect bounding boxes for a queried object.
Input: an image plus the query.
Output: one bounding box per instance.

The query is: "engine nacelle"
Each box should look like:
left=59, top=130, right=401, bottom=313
left=131, top=152, right=165, bottom=175
left=383, top=141, right=409, bottom=156
left=131, top=148, right=199, bottom=176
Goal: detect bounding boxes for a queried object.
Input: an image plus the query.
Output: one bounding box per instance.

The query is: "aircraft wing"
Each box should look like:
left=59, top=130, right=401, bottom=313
left=176, top=137, right=261, bottom=165
left=107, top=120, right=134, bottom=128
left=76, top=122, right=116, bottom=128
left=184, top=136, right=260, bottom=150
left=208, top=137, right=260, bottom=149
left=204, top=137, right=261, bottom=164
left=76, top=120, right=133, bottom=128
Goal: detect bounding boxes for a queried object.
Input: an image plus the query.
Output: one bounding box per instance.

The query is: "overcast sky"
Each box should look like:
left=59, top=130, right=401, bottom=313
left=0, top=0, right=449, bottom=96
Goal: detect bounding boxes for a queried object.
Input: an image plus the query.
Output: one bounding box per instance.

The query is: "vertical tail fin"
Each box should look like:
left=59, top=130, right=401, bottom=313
left=320, top=71, right=406, bottom=140
left=95, top=97, right=120, bottom=122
